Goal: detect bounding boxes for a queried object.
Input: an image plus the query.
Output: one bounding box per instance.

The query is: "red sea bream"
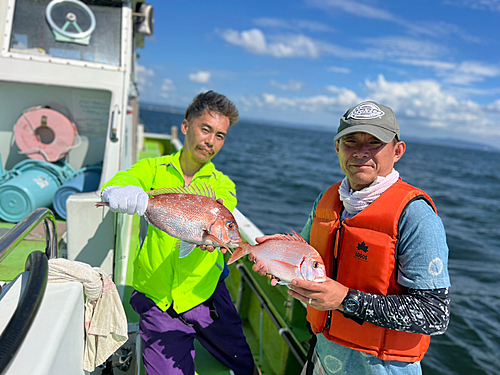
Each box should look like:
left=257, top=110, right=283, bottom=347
left=228, top=232, right=327, bottom=284
left=97, top=184, right=241, bottom=257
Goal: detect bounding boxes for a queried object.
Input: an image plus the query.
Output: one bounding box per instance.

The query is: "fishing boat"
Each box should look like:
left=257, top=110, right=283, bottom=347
left=0, top=1, right=309, bottom=374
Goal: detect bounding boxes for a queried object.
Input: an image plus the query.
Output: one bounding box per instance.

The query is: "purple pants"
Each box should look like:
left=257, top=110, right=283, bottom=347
left=130, top=281, right=256, bottom=375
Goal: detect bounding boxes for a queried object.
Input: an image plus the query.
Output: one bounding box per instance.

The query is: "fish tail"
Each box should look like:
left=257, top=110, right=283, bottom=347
left=227, top=242, right=251, bottom=264
left=95, top=202, right=109, bottom=208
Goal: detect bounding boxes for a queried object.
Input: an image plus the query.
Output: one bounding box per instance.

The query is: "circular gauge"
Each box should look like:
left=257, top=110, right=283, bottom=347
left=46, top=0, right=96, bottom=39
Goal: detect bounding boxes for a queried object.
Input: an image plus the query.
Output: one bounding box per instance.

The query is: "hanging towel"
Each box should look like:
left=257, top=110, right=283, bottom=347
left=47, top=258, right=128, bottom=372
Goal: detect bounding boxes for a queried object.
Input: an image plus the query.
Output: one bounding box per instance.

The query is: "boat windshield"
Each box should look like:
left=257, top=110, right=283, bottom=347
left=9, top=0, right=122, bottom=66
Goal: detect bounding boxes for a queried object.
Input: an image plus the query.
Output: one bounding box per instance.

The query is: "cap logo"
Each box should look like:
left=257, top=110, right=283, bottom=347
left=347, top=102, right=385, bottom=120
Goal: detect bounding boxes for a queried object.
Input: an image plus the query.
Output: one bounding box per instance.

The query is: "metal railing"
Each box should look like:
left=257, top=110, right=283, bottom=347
left=0, top=208, right=58, bottom=374
left=235, top=263, right=306, bottom=368
left=233, top=207, right=307, bottom=368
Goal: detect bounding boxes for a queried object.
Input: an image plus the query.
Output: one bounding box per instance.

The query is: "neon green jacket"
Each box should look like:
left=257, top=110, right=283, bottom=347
left=102, top=150, right=237, bottom=313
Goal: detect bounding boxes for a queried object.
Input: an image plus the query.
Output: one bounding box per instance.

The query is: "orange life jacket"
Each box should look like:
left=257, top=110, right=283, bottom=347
left=307, top=179, right=436, bottom=362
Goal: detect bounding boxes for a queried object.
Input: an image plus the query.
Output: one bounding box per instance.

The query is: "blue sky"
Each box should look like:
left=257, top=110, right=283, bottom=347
left=137, top=0, right=500, bottom=148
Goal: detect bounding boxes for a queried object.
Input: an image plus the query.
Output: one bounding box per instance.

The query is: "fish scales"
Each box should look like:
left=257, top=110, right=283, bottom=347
left=146, top=193, right=230, bottom=244
left=228, top=232, right=327, bottom=283
left=96, top=183, right=241, bottom=257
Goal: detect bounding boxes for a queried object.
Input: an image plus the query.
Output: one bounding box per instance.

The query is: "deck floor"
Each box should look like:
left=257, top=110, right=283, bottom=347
left=0, top=140, right=289, bottom=375
left=193, top=317, right=272, bottom=374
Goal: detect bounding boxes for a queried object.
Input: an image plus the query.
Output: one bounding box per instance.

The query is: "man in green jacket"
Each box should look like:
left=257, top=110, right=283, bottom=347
left=101, top=91, right=258, bottom=375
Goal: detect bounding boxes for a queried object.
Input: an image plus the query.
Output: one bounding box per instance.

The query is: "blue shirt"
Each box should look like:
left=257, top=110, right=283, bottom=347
left=301, top=192, right=451, bottom=375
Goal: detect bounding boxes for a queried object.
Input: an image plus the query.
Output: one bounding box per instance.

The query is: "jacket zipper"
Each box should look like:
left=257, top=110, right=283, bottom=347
left=324, top=221, right=343, bottom=331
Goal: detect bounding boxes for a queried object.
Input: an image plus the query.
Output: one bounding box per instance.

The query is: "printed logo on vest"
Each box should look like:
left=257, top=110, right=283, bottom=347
left=347, top=102, right=385, bottom=120
left=354, top=241, right=368, bottom=261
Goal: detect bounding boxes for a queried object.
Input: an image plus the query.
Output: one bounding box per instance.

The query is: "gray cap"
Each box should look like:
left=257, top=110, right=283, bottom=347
left=334, top=101, right=400, bottom=143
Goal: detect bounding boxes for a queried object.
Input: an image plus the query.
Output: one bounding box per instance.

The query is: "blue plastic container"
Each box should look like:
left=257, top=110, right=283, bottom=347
left=0, top=159, right=74, bottom=222
left=53, top=165, right=102, bottom=219
left=0, top=155, right=11, bottom=185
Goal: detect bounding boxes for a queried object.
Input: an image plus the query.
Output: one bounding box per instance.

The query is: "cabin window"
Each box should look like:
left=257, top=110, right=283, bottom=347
left=9, top=0, right=122, bottom=66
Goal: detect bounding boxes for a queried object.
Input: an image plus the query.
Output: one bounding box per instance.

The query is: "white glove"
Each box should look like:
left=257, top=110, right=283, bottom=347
left=101, top=185, right=148, bottom=216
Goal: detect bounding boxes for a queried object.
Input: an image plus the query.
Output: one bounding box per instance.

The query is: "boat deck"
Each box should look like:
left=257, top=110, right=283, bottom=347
left=112, top=140, right=275, bottom=374
left=0, top=138, right=302, bottom=374
left=0, top=220, right=66, bottom=282
left=122, top=216, right=273, bottom=374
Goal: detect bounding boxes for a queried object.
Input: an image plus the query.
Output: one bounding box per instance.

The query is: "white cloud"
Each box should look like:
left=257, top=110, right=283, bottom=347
left=244, top=87, right=360, bottom=114
left=404, top=21, right=483, bottom=43
left=308, top=0, right=482, bottom=42
left=218, top=28, right=324, bottom=58
left=328, top=66, right=351, bottom=74
left=270, top=79, right=305, bottom=91
left=362, top=36, right=445, bottom=60
left=306, top=0, right=395, bottom=21
left=399, top=59, right=500, bottom=85
left=486, top=99, right=500, bottom=112
left=267, top=34, right=322, bottom=58
left=253, top=17, right=335, bottom=33
left=218, top=28, right=368, bottom=59
left=160, top=78, right=176, bottom=99
left=161, top=79, right=175, bottom=92
left=444, top=0, right=500, bottom=13
left=398, top=59, right=456, bottom=70
left=189, top=71, right=211, bottom=84
left=218, top=28, right=451, bottom=62
left=136, top=64, right=155, bottom=92
left=446, top=61, right=500, bottom=84
left=219, top=28, right=267, bottom=54
left=241, top=75, right=500, bottom=138
left=360, top=75, right=498, bottom=135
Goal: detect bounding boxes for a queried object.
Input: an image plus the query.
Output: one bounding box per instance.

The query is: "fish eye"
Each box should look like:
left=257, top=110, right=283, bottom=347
left=226, top=221, right=235, bottom=230
left=313, top=262, right=318, bottom=268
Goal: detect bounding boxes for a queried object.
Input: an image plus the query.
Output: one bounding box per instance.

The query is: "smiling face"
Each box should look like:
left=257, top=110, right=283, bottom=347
left=181, top=109, right=230, bottom=167
left=335, top=132, right=406, bottom=191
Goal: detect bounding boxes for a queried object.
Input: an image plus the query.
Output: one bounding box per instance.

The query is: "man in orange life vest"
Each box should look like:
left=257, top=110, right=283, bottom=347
left=251, top=101, right=451, bottom=375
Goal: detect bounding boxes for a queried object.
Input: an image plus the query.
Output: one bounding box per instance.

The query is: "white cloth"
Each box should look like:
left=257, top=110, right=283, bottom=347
left=48, top=258, right=128, bottom=372
left=101, top=185, right=148, bottom=216
left=339, top=169, right=400, bottom=220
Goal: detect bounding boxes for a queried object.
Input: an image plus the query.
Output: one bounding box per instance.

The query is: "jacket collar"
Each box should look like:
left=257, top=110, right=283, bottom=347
left=166, top=149, right=216, bottom=181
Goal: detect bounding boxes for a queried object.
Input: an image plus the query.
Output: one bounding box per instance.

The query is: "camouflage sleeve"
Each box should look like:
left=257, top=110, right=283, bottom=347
left=353, top=287, right=450, bottom=335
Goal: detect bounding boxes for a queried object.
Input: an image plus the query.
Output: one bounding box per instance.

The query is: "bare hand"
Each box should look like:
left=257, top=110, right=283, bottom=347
left=252, top=235, right=282, bottom=286
left=199, top=244, right=219, bottom=253
left=249, top=252, right=279, bottom=286
left=288, top=278, right=349, bottom=311
left=255, top=235, right=274, bottom=244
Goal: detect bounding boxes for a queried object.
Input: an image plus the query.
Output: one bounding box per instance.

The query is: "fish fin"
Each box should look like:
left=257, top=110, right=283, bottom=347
left=227, top=246, right=248, bottom=264
left=290, top=230, right=308, bottom=243
left=146, top=186, right=189, bottom=196
left=179, top=241, right=197, bottom=258
left=277, top=281, right=291, bottom=286
left=203, top=231, right=228, bottom=249
left=261, top=234, right=307, bottom=243
left=145, top=218, right=163, bottom=232
left=272, top=259, right=299, bottom=269
left=259, top=232, right=308, bottom=244
left=146, top=182, right=216, bottom=199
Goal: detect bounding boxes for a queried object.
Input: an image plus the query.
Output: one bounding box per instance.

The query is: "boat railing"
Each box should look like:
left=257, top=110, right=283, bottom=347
left=235, top=263, right=306, bottom=368
left=0, top=208, right=58, bottom=374
left=233, top=208, right=307, bottom=368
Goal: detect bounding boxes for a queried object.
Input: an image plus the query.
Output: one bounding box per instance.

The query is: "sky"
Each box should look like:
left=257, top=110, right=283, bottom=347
left=136, top=0, right=500, bottom=149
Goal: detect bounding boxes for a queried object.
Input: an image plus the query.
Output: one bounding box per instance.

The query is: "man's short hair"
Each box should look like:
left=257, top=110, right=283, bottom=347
left=185, top=90, right=239, bottom=126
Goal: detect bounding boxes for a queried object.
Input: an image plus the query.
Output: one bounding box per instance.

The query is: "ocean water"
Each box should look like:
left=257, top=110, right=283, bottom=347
left=141, top=108, right=500, bottom=375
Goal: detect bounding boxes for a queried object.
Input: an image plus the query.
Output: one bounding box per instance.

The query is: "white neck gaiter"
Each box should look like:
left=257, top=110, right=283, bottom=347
left=339, top=169, right=400, bottom=220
